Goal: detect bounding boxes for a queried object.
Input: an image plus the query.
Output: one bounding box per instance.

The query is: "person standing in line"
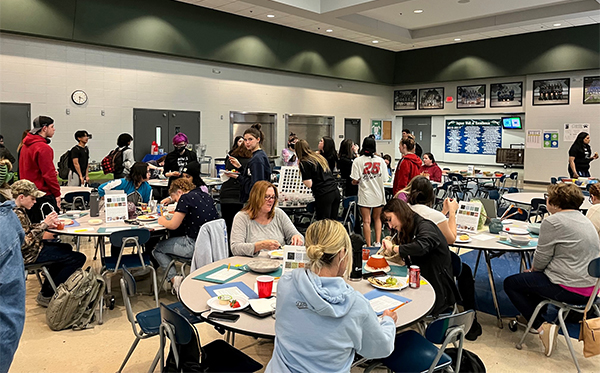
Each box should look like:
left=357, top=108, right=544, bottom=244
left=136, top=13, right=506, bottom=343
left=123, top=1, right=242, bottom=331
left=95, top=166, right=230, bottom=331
left=351, top=137, right=388, bottom=247
left=228, top=123, right=271, bottom=204
left=338, top=139, right=358, bottom=197
left=318, top=136, right=338, bottom=171
left=19, top=116, right=61, bottom=225
left=402, top=129, right=422, bottom=157
left=568, top=132, right=598, bottom=178
left=0, top=135, right=16, bottom=164
left=220, top=136, right=252, bottom=239
left=0, top=199, right=25, bottom=373
left=281, top=132, right=299, bottom=167
left=392, top=137, right=422, bottom=196
left=113, top=133, right=135, bottom=180
left=296, top=139, right=341, bottom=220
left=163, top=133, right=198, bottom=187
left=68, top=130, right=90, bottom=186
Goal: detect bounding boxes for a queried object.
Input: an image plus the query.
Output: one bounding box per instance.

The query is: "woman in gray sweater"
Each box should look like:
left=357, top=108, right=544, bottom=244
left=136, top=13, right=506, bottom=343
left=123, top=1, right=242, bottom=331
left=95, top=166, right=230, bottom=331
left=231, top=181, right=303, bottom=256
left=504, top=183, right=600, bottom=357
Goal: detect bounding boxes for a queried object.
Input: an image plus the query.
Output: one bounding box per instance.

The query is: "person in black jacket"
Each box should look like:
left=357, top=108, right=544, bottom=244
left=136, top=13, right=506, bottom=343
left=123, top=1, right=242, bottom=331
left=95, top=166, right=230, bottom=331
left=220, top=136, right=252, bottom=239
left=163, top=132, right=198, bottom=187
left=318, top=136, right=338, bottom=172
left=380, top=198, right=457, bottom=316
left=338, top=139, right=358, bottom=197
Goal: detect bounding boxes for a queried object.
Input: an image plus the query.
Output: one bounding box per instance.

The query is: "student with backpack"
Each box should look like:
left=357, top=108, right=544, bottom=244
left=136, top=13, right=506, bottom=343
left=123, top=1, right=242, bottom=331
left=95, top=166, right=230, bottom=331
left=111, top=133, right=134, bottom=179
left=67, top=130, right=90, bottom=186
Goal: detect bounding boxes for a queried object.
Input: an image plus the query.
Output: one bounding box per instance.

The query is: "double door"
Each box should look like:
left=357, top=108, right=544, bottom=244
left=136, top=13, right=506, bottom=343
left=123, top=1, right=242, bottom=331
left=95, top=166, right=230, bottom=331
left=402, top=117, right=431, bottom=154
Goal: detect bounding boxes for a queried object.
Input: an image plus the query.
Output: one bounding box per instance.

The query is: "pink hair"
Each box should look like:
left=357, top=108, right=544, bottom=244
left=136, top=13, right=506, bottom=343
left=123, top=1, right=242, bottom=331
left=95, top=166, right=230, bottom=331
left=172, top=133, right=188, bottom=145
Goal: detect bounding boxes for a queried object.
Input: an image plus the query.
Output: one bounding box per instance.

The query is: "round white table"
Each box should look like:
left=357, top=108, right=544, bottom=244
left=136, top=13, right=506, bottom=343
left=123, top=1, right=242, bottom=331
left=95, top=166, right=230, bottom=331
left=502, top=192, right=592, bottom=210
left=179, top=256, right=436, bottom=340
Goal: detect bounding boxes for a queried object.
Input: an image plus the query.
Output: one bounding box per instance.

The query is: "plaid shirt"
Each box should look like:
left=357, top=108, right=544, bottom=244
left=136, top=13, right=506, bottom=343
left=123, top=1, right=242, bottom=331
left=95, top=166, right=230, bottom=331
left=14, top=207, right=47, bottom=265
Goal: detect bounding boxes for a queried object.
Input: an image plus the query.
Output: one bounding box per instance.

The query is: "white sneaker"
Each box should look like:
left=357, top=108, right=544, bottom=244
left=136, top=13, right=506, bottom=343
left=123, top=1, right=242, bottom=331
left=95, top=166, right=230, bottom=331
left=373, top=242, right=382, bottom=247
left=171, top=275, right=184, bottom=296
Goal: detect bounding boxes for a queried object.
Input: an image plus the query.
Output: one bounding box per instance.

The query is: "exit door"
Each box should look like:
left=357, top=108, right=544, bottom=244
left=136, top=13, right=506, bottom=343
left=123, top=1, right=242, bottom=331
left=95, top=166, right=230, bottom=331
left=402, top=117, right=431, bottom=154
left=133, top=109, right=200, bottom=162
left=0, top=102, right=31, bottom=173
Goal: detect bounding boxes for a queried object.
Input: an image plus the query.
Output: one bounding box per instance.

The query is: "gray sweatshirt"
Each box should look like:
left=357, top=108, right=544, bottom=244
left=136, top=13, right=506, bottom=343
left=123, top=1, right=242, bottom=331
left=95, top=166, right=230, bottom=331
left=534, top=210, right=600, bottom=288
left=230, top=208, right=302, bottom=257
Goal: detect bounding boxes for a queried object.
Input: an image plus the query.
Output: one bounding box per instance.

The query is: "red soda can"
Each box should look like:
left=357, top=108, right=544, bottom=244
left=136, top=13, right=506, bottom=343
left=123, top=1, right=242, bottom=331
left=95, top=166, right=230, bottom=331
left=409, top=265, right=420, bottom=289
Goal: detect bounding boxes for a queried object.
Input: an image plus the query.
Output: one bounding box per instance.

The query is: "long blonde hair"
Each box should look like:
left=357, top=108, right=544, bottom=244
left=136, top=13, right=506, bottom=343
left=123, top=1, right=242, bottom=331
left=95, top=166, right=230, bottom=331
left=305, top=220, right=352, bottom=276
left=295, top=139, right=330, bottom=174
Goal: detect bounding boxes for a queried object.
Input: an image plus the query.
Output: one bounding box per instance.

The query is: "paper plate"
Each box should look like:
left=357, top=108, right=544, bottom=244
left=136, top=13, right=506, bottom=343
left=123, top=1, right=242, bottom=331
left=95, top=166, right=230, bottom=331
left=268, top=249, right=284, bottom=259
left=367, top=276, right=408, bottom=291
left=88, top=219, right=103, bottom=225
left=207, top=296, right=249, bottom=312
left=503, top=227, right=529, bottom=235
left=137, top=215, right=158, bottom=222
left=364, top=264, right=391, bottom=273
left=455, top=236, right=472, bottom=244
left=60, top=218, right=74, bottom=226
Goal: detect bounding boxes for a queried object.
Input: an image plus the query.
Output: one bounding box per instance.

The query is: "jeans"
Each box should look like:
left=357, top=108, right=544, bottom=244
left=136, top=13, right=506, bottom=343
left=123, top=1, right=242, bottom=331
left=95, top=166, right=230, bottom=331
left=35, top=242, right=87, bottom=297
left=504, top=271, right=589, bottom=329
left=152, top=236, right=195, bottom=281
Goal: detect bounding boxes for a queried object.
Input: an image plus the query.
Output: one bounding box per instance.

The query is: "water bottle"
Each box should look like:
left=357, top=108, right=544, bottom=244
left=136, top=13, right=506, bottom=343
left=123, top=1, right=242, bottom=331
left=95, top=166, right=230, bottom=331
left=90, top=188, right=100, bottom=217
left=350, top=234, right=364, bottom=281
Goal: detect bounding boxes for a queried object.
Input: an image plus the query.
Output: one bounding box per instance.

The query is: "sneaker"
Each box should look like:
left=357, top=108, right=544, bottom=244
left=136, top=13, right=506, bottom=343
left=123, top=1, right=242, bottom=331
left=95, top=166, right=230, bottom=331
left=171, top=275, right=184, bottom=296
left=516, top=315, right=538, bottom=334
left=538, top=322, right=558, bottom=356
left=36, top=292, right=52, bottom=307
left=373, top=242, right=381, bottom=247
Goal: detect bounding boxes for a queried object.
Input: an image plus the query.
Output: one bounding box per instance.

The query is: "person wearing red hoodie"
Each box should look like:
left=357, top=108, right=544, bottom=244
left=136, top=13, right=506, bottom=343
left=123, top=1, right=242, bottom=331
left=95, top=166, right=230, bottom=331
left=20, top=116, right=61, bottom=224
left=392, top=136, right=422, bottom=196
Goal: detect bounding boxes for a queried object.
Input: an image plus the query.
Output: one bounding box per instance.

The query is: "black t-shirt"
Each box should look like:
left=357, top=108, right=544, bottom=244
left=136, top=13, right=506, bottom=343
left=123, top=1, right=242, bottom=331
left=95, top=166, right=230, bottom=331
left=219, top=155, right=250, bottom=203
left=164, top=149, right=198, bottom=185
left=337, top=156, right=358, bottom=196
left=175, top=187, right=220, bottom=240
left=569, top=144, right=592, bottom=171
left=70, top=145, right=89, bottom=175
left=299, top=160, right=338, bottom=198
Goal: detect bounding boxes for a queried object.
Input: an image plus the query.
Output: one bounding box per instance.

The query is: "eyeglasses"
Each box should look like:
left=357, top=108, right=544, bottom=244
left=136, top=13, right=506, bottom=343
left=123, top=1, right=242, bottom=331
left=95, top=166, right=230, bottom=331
left=264, top=195, right=276, bottom=201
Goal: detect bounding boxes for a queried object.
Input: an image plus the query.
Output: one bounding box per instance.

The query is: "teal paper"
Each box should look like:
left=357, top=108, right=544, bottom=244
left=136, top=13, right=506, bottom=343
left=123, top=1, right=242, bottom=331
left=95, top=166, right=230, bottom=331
left=193, top=264, right=247, bottom=284
left=363, top=263, right=407, bottom=277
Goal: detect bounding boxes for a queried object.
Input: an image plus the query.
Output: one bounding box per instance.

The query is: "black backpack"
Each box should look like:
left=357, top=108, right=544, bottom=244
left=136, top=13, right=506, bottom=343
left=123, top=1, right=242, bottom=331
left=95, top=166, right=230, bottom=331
left=57, top=150, right=72, bottom=179
left=101, top=146, right=126, bottom=175
left=445, top=348, right=486, bottom=373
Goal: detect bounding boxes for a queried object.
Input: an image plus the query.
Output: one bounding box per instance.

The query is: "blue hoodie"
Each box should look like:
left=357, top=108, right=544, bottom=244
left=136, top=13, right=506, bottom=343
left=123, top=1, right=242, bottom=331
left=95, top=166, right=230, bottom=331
left=266, top=269, right=396, bottom=373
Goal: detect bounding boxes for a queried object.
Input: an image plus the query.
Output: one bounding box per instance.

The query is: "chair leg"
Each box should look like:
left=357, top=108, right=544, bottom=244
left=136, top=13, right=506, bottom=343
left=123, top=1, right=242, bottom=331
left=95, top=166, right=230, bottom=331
left=516, top=300, right=550, bottom=349
left=76, top=236, right=81, bottom=252
left=159, top=259, right=176, bottom=294
left=118, top=337, right=141, bottom=373
left=41, top=266, right=58, bottom=293
left=473, top=251, right=482, bottom=278
left=557, top=308, right=582, bottom=373
left=147, top=349, right=161, bottom=373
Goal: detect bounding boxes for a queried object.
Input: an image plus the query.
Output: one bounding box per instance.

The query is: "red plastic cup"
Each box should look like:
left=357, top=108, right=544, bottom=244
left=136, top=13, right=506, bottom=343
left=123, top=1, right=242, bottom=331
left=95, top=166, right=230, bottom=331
left=362, top=248, right=370, bottom=261
left=257, top=276, right=274, bottom=298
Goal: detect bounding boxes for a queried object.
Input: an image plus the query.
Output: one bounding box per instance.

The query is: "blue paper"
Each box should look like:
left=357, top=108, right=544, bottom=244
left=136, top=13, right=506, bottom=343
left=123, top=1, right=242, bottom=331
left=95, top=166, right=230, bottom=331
left=204, top=281, right=258, bottom=299
left=363, top=289, right=412, bottom=315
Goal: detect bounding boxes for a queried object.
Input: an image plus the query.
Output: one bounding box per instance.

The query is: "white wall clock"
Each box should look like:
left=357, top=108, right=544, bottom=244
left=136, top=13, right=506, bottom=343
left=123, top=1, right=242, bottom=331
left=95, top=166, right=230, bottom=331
left=71, top=90, right=88, bottom=105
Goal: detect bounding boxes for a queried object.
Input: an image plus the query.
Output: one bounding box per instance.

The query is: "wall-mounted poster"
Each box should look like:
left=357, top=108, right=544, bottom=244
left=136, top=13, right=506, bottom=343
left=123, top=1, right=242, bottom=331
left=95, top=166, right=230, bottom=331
left=490, top=82, right=523, bottom=107
left=532, top=78, right=570, bottom=105
left=394, top=89, right=417, bottom=110
left=419, top=88, right=444, bottom=110
left=456, top=85, right=486, bottom=109
left=583, top=76, right=600, bottom=104
left=445, top=119, right=502, bottom=155
left=371, top=120, right=382, bottom=140
left=543, top=130, right=559, bottom=149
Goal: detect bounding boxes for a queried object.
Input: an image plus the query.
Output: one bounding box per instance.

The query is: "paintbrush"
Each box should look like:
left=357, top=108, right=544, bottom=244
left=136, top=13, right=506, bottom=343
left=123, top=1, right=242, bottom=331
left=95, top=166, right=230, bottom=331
left=377, top=233, right=397, bottom=255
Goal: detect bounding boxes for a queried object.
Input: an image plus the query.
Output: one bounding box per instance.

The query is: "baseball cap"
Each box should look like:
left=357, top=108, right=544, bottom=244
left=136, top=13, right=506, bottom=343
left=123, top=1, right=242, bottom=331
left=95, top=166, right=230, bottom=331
left=11, top=180, right=46, bottom=198
left=31, top=116, right=54, bottom=134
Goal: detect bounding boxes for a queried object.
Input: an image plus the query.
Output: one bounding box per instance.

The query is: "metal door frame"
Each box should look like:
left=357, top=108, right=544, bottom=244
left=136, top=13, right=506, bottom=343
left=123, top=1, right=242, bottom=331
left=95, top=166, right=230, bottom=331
left=229, top=111, right=278, bottom=156
left=284, top=114, right=335, bottom=144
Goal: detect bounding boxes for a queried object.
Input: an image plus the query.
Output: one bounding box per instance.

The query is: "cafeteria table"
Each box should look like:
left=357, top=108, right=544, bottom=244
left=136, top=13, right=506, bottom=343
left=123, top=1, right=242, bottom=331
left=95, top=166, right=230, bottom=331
left=452, top=220, right=537, bottom=328
left=179, top=256, right=436, bottom=342
left=502, top=192, right=592, bottom=210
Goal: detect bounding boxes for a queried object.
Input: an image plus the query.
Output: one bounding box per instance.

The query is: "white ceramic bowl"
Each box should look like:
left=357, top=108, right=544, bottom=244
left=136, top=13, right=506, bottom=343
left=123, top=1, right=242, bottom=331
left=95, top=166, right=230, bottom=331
left=510, top=235, right=531, bottom=246
left=527, top=223, right=541, bottom=235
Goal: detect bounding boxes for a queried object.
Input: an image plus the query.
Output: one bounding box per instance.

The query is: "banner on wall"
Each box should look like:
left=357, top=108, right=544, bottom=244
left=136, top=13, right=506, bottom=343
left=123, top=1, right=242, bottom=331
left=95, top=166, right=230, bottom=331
left=564, top=123, right=590, bottom=142
left=526, top=130, right=542, bottom=149
left=445, top=119, right=502, bottom=155
left=543, top=130, right=559, bottom=149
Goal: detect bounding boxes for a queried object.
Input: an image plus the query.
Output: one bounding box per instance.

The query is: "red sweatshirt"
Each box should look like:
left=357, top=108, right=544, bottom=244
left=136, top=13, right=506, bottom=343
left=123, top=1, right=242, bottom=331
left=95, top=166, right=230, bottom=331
left=392, top=153, right=422, bottom=195
left=420, top=163, right=443, bottom=183
left=20, top=133, right=60, bottom=198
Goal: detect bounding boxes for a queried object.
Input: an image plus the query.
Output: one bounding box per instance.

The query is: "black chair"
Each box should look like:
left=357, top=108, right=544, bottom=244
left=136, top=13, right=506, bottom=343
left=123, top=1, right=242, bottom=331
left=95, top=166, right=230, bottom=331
left=159, top=303, right=262, bottom=372
left=63, top=191, right=90, bottom=211
left=528, top=198, right=548, bottom=223
left=499, top=172, right=519, bottom=194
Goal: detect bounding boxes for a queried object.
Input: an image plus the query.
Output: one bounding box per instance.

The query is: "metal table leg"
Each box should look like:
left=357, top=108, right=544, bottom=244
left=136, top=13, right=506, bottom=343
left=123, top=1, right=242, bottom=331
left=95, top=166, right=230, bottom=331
left=483, top=250, right=503, bottom=328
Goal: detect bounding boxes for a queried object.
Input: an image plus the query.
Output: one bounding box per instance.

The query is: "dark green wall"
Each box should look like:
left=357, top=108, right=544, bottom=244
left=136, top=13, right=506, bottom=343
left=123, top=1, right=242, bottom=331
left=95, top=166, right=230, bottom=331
left=394, top=24, right=600, bottom=84
left=0, top=0, right=395, bottom=84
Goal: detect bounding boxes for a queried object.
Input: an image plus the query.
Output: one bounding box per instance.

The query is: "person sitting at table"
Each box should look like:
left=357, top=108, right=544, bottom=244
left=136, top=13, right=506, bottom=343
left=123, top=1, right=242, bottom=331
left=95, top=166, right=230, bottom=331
left=160, top=161, right=208, bottom=205
left=402, top=176, right=482, bottom=340
left=586, top=183, right=600, bottom=237
left=504, top=183, right=600, bottom=357
left=11, top=180, right=86, bottom=307
left=152, top=173, right=220, bottom=294
left=230, top=181, right=303, bottom=257
left=147, top=155, right=166, bottom=179
left=266, top=219, right=397, bottom=373
left=420, top=153, right=443, bottom=183
left=98, top=162, right=152, bottom=205
left=381, top=198, right=457, bottom=316
left=163, top=132, right=198, bottom=187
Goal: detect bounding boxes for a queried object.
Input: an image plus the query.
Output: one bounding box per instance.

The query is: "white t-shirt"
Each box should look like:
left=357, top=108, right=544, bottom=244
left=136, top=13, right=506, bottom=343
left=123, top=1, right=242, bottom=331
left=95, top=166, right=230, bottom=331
left=587, top=204, right=600, bottom=238
left=410, top=204, right=447, bottom=225
left=350, top=155, right=388, bottom=207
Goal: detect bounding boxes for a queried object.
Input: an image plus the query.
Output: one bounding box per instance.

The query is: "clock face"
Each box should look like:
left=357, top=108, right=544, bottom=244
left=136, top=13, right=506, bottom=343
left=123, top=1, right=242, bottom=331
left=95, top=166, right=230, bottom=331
left=71, top=90, right=88, bottom=105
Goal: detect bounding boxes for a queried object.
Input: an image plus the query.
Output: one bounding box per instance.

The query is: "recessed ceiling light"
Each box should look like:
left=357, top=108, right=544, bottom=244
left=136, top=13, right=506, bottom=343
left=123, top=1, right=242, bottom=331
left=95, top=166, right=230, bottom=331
left=414, top=9, right=424, bottom=14
left=326, top=29, right=333, bottom=32
left=553, top=23, right=561, bottom=26
left=454, top=38, right=461, bottom=41
left=372, top=40, right=379, bottom=44
left=267, top=14, right=275, bottom=18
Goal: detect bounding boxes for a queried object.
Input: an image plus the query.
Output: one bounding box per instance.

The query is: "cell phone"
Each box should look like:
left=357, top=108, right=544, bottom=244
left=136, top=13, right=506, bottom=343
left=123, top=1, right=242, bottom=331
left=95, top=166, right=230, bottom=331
left=207, top=311, right=240, bottom=322
left=363, top=271, right=387, bottom=279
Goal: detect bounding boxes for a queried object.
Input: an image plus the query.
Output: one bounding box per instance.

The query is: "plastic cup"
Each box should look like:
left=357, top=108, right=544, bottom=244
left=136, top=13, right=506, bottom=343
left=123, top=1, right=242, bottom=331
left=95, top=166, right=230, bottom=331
left=362, top=248, right=370, bottom=261
left=257, top=276, right=274, bottom=298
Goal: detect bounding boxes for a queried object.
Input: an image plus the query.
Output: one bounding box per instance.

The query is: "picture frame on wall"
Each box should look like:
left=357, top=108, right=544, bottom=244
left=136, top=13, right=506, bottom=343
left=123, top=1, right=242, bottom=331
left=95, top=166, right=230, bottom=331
left=490, top=82, right=523, bottom=107
left=456, top=85, right=486, bottom=109
left=394, top=89, right=417, bottom=110
left=583, top=76, right=600, bottom=104
left=419, top=87, right=444, bottom=110
left=532, top=78, right=570, bottom=105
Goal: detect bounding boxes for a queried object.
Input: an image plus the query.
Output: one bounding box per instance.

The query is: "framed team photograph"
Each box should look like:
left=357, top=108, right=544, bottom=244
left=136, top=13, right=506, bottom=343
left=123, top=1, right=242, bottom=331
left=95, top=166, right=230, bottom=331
left=419, top=87, right=444, bottom=110
left=456, top=85, right=486, bottom=109
left=583, top=76, right=600, bottom=104
left=490, top=82, right=523, bottom=107
left=394, top=89, right=417, bottom=110
left=532, top=78, right=570, bottom=105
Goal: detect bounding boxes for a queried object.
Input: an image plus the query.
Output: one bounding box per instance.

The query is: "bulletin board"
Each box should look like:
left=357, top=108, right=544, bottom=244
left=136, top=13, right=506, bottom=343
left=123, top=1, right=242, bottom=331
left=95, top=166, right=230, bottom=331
left=445, top=119, right=502, bottom=155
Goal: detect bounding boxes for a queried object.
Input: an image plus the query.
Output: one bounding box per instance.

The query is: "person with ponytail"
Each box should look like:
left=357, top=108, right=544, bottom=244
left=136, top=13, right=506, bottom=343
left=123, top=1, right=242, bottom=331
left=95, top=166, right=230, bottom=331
left=282, top=132, right=299, bottom=166
left=295, top=139, right=341, bottom=220
left=350, top=136, right=388, bottom=247
left=228, top=123, right=271, bottom=203
left=266, top=220, right=397, bottom=373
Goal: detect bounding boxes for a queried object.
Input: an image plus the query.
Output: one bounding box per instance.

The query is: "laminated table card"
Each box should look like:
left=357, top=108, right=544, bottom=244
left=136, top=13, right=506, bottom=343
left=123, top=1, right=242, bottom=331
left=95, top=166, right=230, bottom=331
left=456, top=201, right=482, bottom=233
left=104, top=191, right=128, bottom=223
left=204, top=282, right=258, bottom=300
left=282, top=245, right=309, bottom=274
left=194, top=264, right=246, bottom=284
left=363, top=289, right=411, bottom=316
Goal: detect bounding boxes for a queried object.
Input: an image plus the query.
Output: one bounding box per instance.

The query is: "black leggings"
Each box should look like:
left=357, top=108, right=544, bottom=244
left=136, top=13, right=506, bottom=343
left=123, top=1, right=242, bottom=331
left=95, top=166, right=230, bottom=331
left=314, top=189, right=340, bottom=221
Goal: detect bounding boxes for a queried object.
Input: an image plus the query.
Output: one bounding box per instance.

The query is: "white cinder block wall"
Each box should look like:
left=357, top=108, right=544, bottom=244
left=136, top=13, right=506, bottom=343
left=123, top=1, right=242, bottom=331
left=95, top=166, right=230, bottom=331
left=0, top=33, right=396, bottom=165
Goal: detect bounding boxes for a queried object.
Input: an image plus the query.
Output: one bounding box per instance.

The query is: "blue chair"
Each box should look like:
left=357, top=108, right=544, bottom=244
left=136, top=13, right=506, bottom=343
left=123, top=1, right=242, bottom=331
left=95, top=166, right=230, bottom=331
left=528, top=198, right=548, bottom=223
left=159, top=303, right=262, bottom=372
left=339, top=196, right=357, bottom=233
left=365, top=310, right=475, bottom=373
left=117, top=266, right=201, bottom=373
left=550, top=177, right=558, bottom=184
left=499, top=172, right=519, bottom=194
left=515, top=258, right=600, bottom=372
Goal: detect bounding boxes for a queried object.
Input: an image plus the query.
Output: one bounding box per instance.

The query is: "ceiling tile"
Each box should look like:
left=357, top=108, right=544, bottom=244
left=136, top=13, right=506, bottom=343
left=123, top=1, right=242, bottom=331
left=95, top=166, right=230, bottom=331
left=197, top=0, right=235, bottom=8
left=567, top=17, right=597, bottom=26
left=216, top=2, right=254, bottom=13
